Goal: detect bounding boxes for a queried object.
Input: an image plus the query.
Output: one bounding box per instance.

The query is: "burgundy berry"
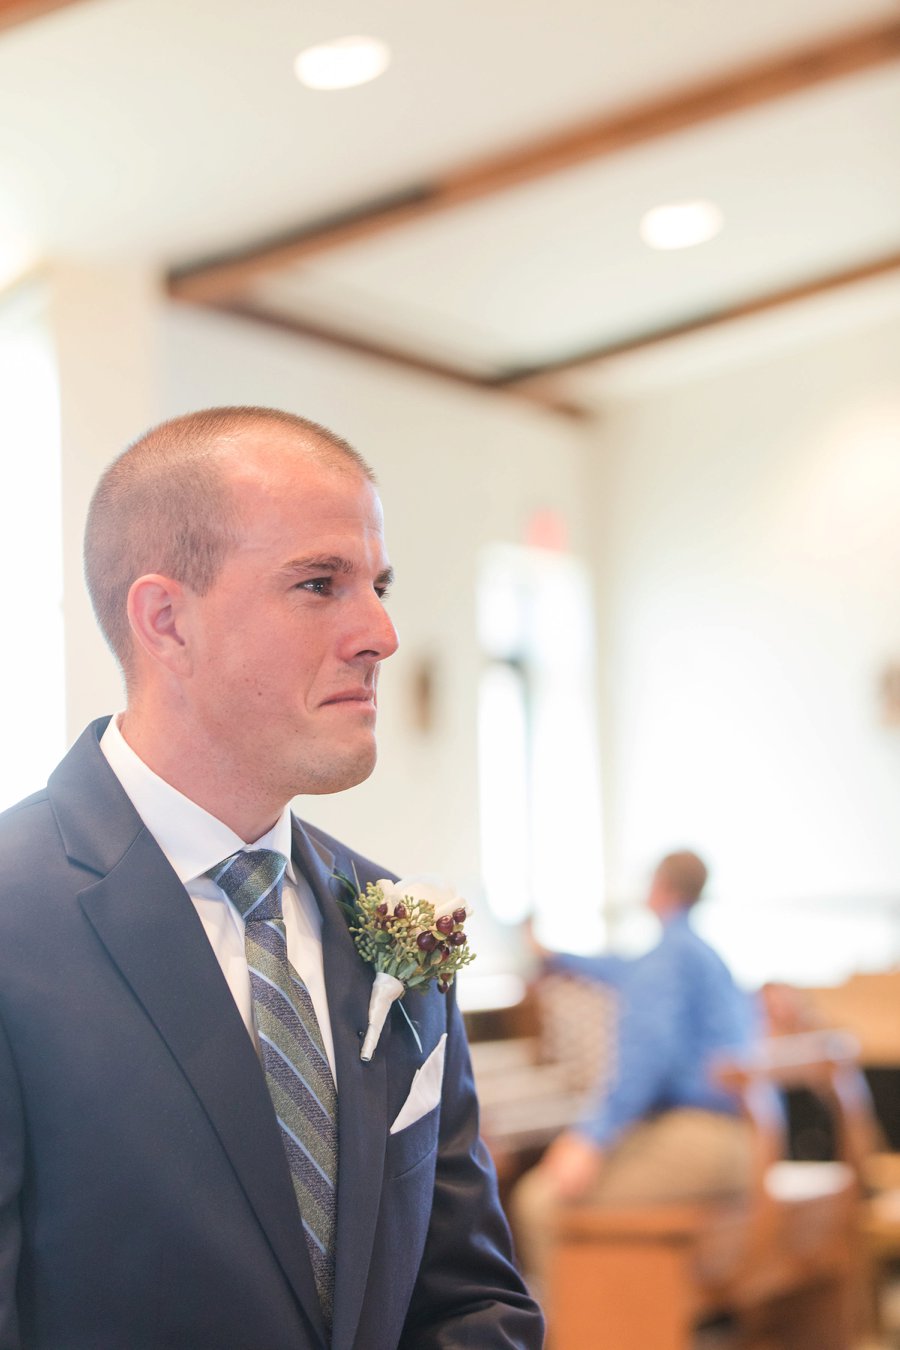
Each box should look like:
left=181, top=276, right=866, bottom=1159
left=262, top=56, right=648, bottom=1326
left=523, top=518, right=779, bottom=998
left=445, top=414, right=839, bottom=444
left=435, top=915, right=454, bottom=936
left=449, top=931, right=467, bottom=947
left=416, top=932, right=438, bottom=953
left=452, top=908, right=467, bottom=924
left=376, top=902, right=389, bottom=917
left=394, top=903, right=408, bottom=919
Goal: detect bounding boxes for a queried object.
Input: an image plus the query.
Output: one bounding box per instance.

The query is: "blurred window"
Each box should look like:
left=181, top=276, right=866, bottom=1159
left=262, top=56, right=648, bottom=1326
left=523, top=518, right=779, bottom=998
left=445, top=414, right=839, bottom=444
left=0, top=283, right=64, bottom=810
left=477, top=544, right=604, bottom=952
left=694, top=896, right=900, bottom=988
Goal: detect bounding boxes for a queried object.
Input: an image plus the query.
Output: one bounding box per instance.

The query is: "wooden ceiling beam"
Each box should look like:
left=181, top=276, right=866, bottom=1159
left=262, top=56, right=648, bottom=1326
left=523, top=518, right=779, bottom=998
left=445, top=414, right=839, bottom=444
left=202, top=298, right=593, bottom=422
left=0, top=0, right=89, bottom=32
left=495, top=250, right=900, bottom=385
left=188, top=250, right=900, bottom=412
left=169, top=17, right=900, bottom=303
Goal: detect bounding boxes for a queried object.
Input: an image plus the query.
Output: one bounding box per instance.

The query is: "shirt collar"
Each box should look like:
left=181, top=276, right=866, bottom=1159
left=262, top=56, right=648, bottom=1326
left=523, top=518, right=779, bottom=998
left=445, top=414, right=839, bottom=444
left=99, top=714, right=296, bottom=886
left=662, top=908, right=693, bottom=929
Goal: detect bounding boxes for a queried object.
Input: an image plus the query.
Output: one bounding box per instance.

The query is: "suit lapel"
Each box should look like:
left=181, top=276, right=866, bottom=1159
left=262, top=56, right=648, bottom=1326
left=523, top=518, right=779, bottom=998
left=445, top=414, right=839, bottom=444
left=51, top=724, right=327, bottom=1347
left=292, top=822, right=389, bottom=1350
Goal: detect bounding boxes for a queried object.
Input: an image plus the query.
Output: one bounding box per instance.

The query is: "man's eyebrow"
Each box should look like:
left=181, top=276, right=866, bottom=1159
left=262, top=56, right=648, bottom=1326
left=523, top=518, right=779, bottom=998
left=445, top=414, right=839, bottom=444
left=280, top=556, right=395, bottom=587
left=281, top=555, right=355, bottom=576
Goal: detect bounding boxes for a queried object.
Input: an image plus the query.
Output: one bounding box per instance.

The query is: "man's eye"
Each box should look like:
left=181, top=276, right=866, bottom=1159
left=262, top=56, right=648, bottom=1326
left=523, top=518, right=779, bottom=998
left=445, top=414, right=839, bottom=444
left=299, top=577, right=332, bottom=595
left=375, top=584, right=391, bottom=601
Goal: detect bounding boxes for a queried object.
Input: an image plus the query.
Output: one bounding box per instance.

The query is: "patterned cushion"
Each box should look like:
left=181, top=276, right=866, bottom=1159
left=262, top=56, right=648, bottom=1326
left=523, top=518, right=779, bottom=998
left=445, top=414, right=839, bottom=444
left=533, top=972, right=618, bottom=1094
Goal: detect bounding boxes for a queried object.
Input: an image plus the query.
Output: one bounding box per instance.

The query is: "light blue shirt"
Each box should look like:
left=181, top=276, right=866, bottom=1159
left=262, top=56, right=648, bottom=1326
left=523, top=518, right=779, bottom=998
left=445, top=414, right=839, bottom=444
left=556, top=911, right=754, bottom=1149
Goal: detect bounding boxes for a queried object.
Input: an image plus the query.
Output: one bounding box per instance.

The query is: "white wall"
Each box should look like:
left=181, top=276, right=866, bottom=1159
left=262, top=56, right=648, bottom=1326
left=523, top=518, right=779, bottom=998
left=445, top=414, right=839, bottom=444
left=162, top=303, right=593, bottom=918
left=588, top=311, right=900, bottom=954
left=0, top=282, right=65, bottom=809
left=52, top=263, right=162, bottom=732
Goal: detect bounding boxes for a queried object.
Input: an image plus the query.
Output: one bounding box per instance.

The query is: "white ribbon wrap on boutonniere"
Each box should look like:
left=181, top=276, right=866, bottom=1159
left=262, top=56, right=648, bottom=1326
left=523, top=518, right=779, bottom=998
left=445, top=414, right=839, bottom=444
left=360, top=971, right=405, bottom=1062
left=335, top=873, right=475, bottom=1062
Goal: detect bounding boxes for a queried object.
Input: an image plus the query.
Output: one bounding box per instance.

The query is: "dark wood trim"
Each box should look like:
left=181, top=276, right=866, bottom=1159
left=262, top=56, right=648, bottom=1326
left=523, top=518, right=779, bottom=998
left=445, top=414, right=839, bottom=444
left=182, top=297, right=593, bottom=422
left=495, top=251, right=900, bottom=384
left=181, top=249, right=900, bottom=401
left=169, top=18, right=900, bottom=303
left=167, top=187, right=435, bottom=304
left=0, top=0, right=89, bottom=31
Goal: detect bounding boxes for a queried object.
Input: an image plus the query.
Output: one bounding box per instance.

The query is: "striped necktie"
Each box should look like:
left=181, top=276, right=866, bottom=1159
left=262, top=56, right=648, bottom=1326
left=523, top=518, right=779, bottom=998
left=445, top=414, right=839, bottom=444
left=209, top=849, right=338, bottom=1329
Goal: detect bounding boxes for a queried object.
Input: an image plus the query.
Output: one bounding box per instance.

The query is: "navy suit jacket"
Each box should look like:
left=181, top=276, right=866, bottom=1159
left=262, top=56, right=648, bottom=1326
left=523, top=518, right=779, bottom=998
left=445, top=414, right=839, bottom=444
left=0, top=721, right=542, bottom=1349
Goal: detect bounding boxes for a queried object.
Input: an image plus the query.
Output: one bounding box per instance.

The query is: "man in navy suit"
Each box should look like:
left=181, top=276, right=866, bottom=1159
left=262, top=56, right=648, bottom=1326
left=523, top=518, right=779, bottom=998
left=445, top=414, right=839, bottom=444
left=0, top=406, right=542, bottom=1349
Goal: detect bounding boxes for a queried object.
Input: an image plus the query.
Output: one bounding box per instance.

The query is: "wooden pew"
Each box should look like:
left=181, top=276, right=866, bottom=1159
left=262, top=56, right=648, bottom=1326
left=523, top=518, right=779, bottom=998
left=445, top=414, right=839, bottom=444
left=470, top=973, right=617, bottom=1204
left=547, top=1031, right=875, bottom=1350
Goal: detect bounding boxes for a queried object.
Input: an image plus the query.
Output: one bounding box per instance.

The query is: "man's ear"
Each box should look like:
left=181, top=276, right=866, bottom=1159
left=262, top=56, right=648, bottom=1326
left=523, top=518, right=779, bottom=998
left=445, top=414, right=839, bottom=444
left=127, top=573, right=193, bottom=675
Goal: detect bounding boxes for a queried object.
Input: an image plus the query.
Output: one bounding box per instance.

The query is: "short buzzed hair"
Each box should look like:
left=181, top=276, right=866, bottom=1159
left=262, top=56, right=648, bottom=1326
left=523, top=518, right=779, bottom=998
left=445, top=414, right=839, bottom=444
left=655, top=850, right=708, bottom=908
left=84, top=405, right=374, bottom=671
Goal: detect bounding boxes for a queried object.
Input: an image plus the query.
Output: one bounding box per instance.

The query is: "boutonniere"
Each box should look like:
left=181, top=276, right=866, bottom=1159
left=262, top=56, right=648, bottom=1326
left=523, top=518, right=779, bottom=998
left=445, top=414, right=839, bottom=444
left=335, top=874, right=475, bottom=1061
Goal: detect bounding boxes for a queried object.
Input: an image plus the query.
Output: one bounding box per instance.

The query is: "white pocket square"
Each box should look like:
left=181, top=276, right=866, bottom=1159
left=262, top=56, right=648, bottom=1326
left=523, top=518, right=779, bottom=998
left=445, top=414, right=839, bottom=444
left=390, top=1033, right=447, bottom=1135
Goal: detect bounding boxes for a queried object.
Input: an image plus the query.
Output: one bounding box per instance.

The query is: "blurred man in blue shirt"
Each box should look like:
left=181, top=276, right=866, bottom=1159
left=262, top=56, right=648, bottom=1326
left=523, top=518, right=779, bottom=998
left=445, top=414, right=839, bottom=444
left=511, top=850, right=754, bottom=1292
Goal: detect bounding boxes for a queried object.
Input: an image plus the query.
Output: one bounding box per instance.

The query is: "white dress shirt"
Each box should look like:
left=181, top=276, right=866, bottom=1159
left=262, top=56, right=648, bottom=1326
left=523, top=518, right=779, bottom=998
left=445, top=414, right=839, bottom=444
left=100, top=715, right=337, bottom=1082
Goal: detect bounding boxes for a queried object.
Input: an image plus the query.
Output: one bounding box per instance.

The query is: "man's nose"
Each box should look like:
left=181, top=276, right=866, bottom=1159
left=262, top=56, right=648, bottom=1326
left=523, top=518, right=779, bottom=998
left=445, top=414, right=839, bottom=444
left=374, top=604, right=399, bottom=660
left=356, top=592, right=399, bottom=661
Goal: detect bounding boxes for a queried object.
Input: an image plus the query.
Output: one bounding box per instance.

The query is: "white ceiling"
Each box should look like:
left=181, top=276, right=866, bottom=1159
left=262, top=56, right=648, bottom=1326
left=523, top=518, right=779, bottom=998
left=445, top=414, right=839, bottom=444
left=1, top=0, right=898, bottom=403
left=247, top=65, right=900, bottom=377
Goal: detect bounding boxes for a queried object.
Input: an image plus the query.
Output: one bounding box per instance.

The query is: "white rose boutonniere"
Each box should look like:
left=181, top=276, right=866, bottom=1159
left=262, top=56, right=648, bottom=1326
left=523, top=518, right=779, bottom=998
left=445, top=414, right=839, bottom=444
left=335, top=873, right=475, bottom=1061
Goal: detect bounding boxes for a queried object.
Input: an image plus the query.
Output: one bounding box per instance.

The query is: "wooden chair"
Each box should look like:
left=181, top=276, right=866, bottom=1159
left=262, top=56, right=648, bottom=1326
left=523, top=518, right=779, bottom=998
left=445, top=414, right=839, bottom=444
left=470, top=972, right=618, bottom=1203
left=861, top=1151, right=900, bottom=1335
left=547, top=1031, right=876, bottom=1350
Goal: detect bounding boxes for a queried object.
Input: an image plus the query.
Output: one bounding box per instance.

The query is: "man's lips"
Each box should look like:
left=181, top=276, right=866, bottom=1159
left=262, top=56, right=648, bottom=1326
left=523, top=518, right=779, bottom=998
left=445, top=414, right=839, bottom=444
left=321, top=689, right=376, bottom=707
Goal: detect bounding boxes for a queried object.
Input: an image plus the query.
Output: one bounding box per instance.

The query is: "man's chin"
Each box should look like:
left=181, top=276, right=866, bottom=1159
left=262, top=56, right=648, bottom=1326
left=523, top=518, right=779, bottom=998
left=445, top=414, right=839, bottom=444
left=294, top=743, right=378, bottom=796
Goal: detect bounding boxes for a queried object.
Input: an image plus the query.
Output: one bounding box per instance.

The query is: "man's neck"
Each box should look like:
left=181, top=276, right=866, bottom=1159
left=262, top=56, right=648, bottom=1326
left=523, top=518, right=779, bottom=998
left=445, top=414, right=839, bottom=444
left=118, top=711, right=283, bottom=844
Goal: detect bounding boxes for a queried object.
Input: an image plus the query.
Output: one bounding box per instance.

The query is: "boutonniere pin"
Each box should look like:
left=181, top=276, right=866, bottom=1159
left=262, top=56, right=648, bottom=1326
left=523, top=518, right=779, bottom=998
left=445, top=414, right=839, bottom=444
left=336, top=875, right=475, bottom=1061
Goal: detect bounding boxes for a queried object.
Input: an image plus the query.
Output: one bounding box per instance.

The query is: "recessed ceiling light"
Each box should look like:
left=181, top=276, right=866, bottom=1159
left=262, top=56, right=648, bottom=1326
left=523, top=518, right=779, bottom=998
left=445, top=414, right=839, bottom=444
left=639, top=200, right=724, bottom=251
left=294, top=35, right=391, bottom=91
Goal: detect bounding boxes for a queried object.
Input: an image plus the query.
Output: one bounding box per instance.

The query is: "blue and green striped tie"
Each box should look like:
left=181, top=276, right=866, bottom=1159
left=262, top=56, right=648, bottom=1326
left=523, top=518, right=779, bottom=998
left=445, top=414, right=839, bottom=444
left=209, top=849, right=337, bottom=1329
